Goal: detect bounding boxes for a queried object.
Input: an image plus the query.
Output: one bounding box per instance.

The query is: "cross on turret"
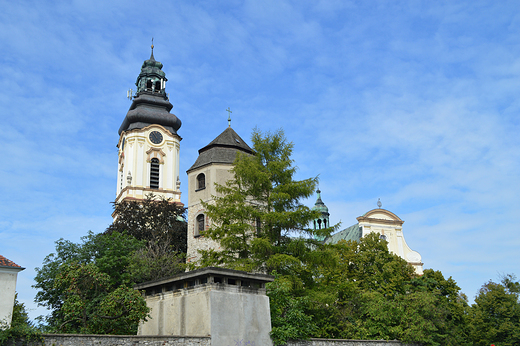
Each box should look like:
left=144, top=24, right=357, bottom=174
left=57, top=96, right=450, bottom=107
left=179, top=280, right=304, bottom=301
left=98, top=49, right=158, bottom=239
left=226, top=107, right=232, bottom=127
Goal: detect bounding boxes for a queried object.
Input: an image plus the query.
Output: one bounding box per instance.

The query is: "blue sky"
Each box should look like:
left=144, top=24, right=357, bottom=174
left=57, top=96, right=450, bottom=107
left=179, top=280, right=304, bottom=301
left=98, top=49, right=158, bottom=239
left=1, top=1, right=519, bottom=321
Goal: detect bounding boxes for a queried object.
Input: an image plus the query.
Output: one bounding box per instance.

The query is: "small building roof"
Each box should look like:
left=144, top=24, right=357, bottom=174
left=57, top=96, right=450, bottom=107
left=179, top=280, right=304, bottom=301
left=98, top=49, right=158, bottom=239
left=134, top=266, right=274, bottom=291
left=187, top=127, right=253, bottom=173
left=0, top=255, right=25, bottom=270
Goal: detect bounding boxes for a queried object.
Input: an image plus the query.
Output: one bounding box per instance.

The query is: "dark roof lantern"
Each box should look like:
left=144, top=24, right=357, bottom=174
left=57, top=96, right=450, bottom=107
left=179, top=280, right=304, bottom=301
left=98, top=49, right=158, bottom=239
left=118, top=53, right=181, bottom=136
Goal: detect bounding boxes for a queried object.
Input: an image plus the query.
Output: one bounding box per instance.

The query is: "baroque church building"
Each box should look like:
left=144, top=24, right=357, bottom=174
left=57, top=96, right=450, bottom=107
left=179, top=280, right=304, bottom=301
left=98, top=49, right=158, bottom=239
left=313, top=195, right=424, bottom=275
left=116, top=49, right=423, bottom=275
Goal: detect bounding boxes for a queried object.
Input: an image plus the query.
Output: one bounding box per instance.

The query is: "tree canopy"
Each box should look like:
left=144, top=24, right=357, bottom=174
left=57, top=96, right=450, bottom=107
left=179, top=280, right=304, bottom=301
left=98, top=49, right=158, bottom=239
left=106, top=194, right=187, bottom=254
left=198, top=128, right=329, bottom=273
left=33, top=196, right=187, bottom=334
left=468, top=274, right=520, bottom=346
left=192, top=128, right=485, bottom=346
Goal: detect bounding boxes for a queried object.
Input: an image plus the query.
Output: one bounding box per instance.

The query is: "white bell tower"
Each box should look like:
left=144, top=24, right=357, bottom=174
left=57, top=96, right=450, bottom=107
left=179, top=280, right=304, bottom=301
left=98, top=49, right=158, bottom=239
left=116, top=45, right=182, bottom=206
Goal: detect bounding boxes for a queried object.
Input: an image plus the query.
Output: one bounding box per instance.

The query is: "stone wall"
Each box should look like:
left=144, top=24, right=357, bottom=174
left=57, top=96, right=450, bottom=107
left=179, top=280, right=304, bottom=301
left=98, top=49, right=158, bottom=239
left=7, top=334, right=210, bottom=346
left=288, top=339, right=418, bottom=346
left=6, top=335, right=418, bottom=346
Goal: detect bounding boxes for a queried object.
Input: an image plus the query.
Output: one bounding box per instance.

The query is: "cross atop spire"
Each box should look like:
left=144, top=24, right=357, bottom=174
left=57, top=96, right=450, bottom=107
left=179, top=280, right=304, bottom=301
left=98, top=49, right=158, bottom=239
left=226, top=107, right=232, bottom=127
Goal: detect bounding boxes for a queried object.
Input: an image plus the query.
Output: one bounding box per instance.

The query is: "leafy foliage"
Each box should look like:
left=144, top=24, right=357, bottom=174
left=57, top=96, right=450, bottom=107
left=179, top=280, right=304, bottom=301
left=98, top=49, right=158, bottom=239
left=106, top=194, right=187, bottom=254
left=198, top=128, right=328, bottom=273
left=0, top=294, right=43, bottom=346
left=54, top=262, right=148, bottom=334
left=267, top=274, right=316, bottom=346
left=127, top=240, right=185, bottom=283
left=195, top=128, right=474, bottom=345
left=273, top=235, right=471, bottom=346
left=33, top=231, right=146, bottom=330
left=468, top=274, right=520, bottom=346
left=34, top=195, right=187, bottom=334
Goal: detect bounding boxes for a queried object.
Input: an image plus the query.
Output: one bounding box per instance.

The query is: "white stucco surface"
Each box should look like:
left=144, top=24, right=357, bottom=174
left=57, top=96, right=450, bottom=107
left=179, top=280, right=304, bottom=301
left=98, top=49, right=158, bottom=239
left=0, top=267, right=22, bottom=328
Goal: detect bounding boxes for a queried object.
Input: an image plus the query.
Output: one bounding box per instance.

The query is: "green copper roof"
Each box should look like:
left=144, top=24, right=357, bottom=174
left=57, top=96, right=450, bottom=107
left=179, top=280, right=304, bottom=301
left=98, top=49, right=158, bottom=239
left=312, top=189, right=329, bottom=214
left=324, top=223, right=362, bottom=244
left=135, top=50, right=167, bottom=94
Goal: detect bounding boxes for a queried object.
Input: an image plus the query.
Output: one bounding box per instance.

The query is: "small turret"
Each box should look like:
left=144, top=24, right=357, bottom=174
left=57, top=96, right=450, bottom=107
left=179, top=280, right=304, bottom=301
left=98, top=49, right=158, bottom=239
left=312, top=189, right=330, bottom=241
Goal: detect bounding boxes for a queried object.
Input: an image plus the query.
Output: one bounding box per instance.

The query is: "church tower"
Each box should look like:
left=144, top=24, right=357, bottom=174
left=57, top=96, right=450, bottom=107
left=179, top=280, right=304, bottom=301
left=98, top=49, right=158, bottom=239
left=116, top=47, right=182, bottom=205
left=186, top=125, right=253, bottom=263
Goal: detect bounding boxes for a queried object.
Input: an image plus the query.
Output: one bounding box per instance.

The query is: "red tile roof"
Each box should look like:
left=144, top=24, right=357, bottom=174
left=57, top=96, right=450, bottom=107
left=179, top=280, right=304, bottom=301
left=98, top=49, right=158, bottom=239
left=0, top=255, right=23, bottom=268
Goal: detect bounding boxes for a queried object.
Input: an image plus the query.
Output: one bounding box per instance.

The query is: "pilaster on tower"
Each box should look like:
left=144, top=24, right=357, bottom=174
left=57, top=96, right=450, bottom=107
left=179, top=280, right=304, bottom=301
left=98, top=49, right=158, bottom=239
left=115, top=48, right=182, bottom=207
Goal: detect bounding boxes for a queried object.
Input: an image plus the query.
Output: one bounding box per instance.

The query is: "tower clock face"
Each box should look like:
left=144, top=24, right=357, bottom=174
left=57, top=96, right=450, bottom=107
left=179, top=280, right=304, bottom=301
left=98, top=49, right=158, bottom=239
left=149, top=131, right=163, bottom=144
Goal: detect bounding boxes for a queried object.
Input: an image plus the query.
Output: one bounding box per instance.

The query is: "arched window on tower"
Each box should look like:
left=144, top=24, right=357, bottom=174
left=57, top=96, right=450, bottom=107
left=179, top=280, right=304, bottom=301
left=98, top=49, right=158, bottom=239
left=146, top=79, right=153, bottom=90
left=195, top=214, right=205, bottom=237
left=150, top=158, right=160, bottom=189
left=154, top=81, right=161, bottom=92
left=196, top=173, right=205, bottom=190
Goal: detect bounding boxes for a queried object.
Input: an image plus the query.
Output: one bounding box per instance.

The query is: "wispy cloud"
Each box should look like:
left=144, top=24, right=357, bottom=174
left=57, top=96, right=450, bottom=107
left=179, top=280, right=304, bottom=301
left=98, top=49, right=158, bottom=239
left=1, top=0, right=519, bottom=318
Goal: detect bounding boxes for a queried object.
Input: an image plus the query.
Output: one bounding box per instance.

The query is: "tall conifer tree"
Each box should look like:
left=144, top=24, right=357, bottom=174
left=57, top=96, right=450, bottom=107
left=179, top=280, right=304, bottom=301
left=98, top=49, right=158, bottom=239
left=198, top=129, right=327, bottom=272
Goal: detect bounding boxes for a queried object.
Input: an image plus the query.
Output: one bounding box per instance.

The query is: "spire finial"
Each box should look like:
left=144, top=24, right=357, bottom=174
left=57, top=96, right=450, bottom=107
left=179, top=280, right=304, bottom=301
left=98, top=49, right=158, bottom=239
left=226, top=107, right=232, bottom=127
left=377, top=198, right=382, bottom=209
left=150, top=38, right=155, bottom=60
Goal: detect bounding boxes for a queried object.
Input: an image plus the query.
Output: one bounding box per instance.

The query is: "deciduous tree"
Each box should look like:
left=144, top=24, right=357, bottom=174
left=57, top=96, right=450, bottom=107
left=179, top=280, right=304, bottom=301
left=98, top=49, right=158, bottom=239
left=468, top=274, right=520, bottom=346
left=33, top=231, right=146, bottom=332
left=106, top=194, right=187, bottom=254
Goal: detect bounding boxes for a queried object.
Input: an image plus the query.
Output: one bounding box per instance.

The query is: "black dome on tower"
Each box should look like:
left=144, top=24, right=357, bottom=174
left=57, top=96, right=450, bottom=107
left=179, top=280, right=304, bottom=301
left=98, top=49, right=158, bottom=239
left=118, top=49, right=181, bottom=136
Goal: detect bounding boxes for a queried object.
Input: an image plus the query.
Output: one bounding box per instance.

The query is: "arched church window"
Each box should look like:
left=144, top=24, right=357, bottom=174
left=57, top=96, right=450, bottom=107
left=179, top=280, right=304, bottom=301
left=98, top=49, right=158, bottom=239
left=323, top=219, right=327, bottom=228
left=146, top=79, right=153, bottom=90
left=196, top=173, right=205, bottom=190
left=195, top=214, right=205, bottom=237
left=154, top=81, right=161, bottom=92
left=150, top=158, right=160, bottom=189
left=317, top=219, right=322, bottom=229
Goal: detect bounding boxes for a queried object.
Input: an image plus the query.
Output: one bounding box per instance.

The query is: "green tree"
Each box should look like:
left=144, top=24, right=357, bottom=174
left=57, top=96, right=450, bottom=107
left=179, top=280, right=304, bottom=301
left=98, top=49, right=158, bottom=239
left=283, top=234, right=470, bottom=346
left=33, top=231, right=145, bottom=330
left=307, top=234, right=418, bottom=340
left=54, top=262, right=148, bottom=334
left=192, top=128, right=472, bottom=345
left=127, top=240, right=185, bottom=283
left=106, top=194, right=187, bottom=254
left=198, top=128, right=327, bottom=273
left=0, top=294, right=42, bottom=345
left=407, top=269, right=470, bottom=345
left=34, top=195, right=187, bottom=333
left=468, top=274, right=520, bottom=346
left=267, top=274, right=317, bottom=346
